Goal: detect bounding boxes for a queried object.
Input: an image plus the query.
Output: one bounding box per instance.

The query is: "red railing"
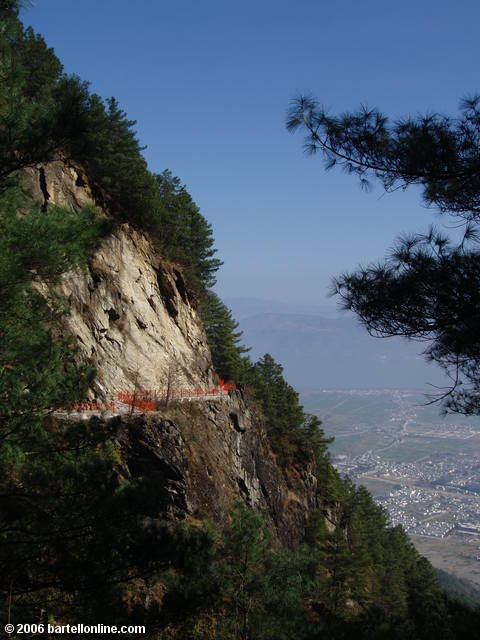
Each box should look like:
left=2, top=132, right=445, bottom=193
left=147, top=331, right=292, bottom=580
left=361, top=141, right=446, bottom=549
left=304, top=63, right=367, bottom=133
left=117, top=381, right=236, bottom=405
left=54, top=381, right=236, bottom=414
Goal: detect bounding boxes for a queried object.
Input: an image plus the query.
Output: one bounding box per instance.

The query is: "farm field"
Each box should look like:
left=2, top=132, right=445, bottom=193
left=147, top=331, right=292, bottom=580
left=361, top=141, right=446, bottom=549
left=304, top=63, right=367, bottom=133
left=300, top=389, right=480, bottom=588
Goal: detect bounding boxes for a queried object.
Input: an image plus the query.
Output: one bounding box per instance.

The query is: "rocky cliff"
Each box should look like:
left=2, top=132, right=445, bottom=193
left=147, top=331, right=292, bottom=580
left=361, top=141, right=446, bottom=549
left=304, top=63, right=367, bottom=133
left=114, top=393, right=319, bottom=547
left=24, top=160, right=214, bottom=398
left=26, top=160, right=319, bottom=546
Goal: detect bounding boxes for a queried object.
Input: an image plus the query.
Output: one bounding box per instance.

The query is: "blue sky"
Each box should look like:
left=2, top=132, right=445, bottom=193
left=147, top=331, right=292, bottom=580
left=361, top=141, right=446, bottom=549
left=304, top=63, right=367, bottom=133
left=24, top=0, right=480, bottom=306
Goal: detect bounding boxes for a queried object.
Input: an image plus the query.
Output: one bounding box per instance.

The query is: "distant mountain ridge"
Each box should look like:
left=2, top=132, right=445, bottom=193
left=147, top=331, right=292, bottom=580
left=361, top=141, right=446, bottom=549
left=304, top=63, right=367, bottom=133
left=222, top=296, right=339, bottom=319
left=223, top=299, right=447, bottom=389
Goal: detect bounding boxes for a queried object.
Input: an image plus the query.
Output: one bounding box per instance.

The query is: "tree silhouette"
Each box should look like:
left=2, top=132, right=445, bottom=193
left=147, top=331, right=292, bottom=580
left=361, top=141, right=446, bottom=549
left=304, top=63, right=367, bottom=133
left=288, top=95, right=480, bottom=414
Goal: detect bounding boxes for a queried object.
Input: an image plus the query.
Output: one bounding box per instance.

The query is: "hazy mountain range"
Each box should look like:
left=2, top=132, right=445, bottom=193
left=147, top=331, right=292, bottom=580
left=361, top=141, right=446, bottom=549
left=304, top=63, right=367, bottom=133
left=223, top=297, right=447, bottom=390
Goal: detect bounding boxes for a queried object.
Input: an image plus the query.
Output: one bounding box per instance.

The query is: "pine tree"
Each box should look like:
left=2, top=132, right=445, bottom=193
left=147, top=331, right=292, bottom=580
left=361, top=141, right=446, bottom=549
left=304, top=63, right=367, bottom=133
left=0, top=3, right=222, bottom=296
left=0, top=187, right=115, bottom=619
left=249, top=354, right=332, bottom=467
left=214, top=503, right=272, bottom=640
left=154, top=170, right=223, bottom=289
left=287, top=94, right=480, bottom=414
left=200, top=291, right=250, bottom=381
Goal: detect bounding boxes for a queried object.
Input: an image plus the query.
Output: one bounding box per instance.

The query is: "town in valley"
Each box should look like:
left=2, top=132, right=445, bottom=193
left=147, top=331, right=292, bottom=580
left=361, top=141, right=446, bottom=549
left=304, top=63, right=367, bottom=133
left=300, top=389, right=480, bottom=587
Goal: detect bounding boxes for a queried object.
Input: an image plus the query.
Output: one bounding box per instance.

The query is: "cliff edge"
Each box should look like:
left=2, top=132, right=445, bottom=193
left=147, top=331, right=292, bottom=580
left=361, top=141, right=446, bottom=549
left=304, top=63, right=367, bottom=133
left=28, top=160, right=320, bottom=547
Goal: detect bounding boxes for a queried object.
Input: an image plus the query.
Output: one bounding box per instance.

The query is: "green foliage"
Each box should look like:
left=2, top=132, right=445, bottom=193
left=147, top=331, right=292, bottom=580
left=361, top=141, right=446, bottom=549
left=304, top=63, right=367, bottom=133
left=199, top=299, right=333, bottom=471
left=3, top=6, right=480, bottom=636
left=0, top=186, right=125, bottom=618
left=157, top=502, right=480, bottom=640
left=286, top=94, right=480, bottom=216
left=164, top=504, right=310, bottom=640
left=154, top=171, right=224, bottom=290
left=64, top=92, right=160, bottom=226
left=436, top=568, right=480, bottom=608
left=0, top=4, right=221, bottom=293
left=287, top=94, right=480, bottom=415
left=199, top=297, right=332, bottom=469
left=214, top=504, right=272, bottom=638
left=0, top=8, right=63, bottom=183
left=0, top=188, right=108, bottom=422
left=248, top=354, right=333, bottom=468
left=200, top=292, right=250, bottom=382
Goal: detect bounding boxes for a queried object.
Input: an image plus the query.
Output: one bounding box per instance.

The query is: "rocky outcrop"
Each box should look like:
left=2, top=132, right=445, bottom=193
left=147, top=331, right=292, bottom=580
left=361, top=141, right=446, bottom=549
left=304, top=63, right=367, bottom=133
left=26, top=159, right=319, bottom=547
left=24, top=161, right=214, bottom=398
left=114, top=390, right=319, bottom=547
left=23, top=160, right=94, bottom=213
left=56, top=226, right=214, bottom=398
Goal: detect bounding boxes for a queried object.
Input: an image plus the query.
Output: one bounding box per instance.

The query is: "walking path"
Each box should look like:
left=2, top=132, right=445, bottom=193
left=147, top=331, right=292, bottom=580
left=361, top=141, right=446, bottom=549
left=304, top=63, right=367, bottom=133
left=52, top=384, right=235, bottom=419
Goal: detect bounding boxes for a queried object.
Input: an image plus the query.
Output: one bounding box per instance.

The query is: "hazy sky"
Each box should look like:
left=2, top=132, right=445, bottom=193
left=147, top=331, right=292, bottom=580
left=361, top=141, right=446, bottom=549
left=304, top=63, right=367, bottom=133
left=25, top=0, right=480, bottom=305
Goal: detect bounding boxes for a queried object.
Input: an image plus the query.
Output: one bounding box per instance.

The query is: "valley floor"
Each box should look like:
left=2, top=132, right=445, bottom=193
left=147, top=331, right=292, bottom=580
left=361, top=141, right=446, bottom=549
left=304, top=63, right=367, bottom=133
left=300, top=389, right=480, bottom=590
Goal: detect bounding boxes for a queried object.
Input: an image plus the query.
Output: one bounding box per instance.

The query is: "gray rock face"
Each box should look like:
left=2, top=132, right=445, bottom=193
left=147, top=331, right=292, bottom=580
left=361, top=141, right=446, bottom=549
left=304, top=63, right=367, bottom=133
left=58, top=225, right=214, bottom=398
left=117, top=416, right=191, bottom=521
left=111, top=390, right=319, bottom=547
left=27, top=160, right=320, bottom=547
left=23, top=160, right=94, bottom=212
left=24, top=161, right=214, bottom=398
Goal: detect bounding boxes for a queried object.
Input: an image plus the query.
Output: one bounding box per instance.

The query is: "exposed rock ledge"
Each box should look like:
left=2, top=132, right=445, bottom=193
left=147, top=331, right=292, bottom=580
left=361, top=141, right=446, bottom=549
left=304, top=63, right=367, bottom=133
left=112, top=390, right=319, bottom=547
left=26, top=159, right=320, bottom=546
left=57, top=225, right=214, bottom=397
left=23, top=160, right=215, bottom=397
